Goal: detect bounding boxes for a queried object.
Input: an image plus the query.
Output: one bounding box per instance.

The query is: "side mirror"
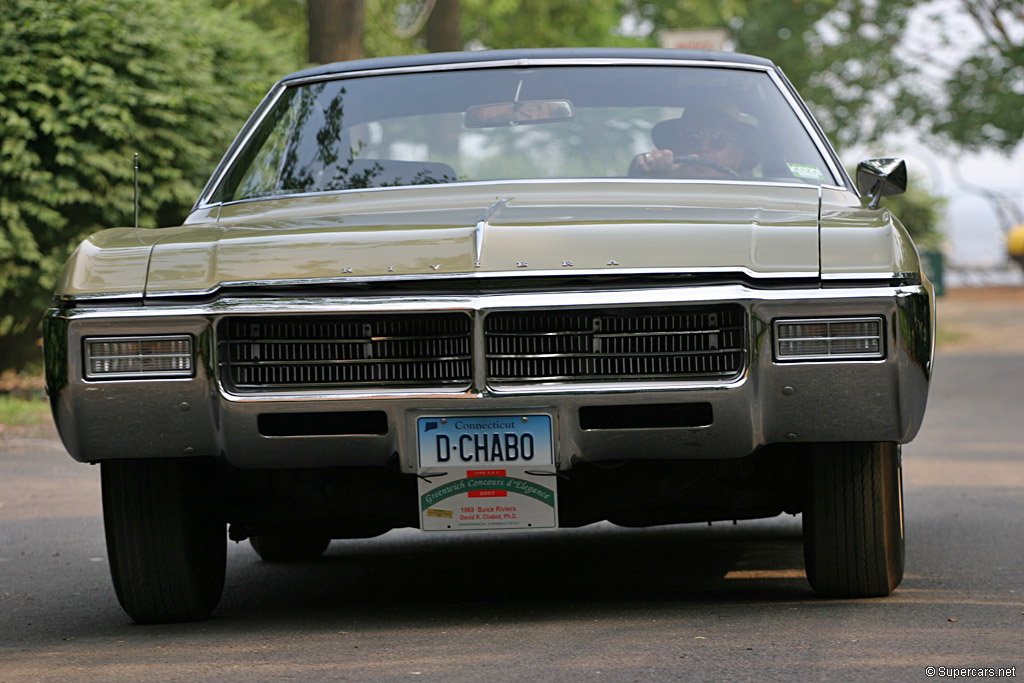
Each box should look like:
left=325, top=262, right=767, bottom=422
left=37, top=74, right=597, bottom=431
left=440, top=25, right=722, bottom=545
left=856, top=158, right=907, bottom=209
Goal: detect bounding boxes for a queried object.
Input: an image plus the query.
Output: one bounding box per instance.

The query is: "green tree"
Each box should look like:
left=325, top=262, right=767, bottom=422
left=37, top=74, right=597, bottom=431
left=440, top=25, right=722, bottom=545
left=227, top=0, right=1024, bottom=154
left=0, top=0, right=300, bottom=369
left=362, top=0, right=639, bottom=56
left=460, top=0, right=635, bottom=49
left=364, top=0, right=926, bottom=151
left=663, top=0, right=1024, bottom=153
left=211, top=0, right=308, bottom=64
left=629, top=0, right=924, bottom=150
left=912, top=0, right=1024, bottom=152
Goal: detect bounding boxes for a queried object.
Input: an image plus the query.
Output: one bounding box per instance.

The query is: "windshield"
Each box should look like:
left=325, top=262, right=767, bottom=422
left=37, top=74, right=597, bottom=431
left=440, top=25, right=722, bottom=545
left=211, top=65, right=838, bottom=203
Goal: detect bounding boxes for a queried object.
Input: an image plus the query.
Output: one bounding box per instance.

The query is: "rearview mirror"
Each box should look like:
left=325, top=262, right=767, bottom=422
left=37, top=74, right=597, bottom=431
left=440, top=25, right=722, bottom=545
left=857, top=158, right=907, bottom=209
left=464, top=100, right=574, bottom=129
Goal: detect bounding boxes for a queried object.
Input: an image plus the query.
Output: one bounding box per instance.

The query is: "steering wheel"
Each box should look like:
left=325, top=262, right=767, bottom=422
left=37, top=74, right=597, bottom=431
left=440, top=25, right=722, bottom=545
left=673, top=155, right=741, bottom=179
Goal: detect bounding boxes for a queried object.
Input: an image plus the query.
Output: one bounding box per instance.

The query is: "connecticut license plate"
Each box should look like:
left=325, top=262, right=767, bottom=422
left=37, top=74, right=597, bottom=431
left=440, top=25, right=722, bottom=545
left=416, top=414, right=557, bottom=532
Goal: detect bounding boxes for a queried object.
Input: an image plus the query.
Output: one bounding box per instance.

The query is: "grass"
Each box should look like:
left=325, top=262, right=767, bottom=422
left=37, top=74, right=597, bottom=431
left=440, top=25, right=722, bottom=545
left=0, top=368, right=50, bottom=427
left=0, top=393, right=51, bottom=426
left=935, top=327, right=966, bottom=348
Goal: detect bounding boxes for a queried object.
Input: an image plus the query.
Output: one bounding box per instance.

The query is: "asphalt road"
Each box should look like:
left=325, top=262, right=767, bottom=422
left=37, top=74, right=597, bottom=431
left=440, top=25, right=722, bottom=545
left=1, top=352, right=1021, bottom=682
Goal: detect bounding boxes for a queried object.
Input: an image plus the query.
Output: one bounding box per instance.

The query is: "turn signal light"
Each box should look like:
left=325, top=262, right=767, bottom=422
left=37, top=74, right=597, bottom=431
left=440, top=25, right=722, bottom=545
left=774, top=318, right=883, bottom=361
left=84, top=336, right=193, bottom=379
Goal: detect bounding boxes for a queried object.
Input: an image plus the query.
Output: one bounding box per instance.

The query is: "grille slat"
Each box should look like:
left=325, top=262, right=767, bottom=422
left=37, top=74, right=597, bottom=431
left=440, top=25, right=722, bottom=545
left=219, top=314, right=472, bottom=391
left=485, top=306, right=744, bottom=383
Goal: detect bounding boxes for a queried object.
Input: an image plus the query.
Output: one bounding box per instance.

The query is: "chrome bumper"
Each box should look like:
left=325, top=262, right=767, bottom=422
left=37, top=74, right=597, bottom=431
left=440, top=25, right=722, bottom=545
left=44, top=283, right=933, bottom=471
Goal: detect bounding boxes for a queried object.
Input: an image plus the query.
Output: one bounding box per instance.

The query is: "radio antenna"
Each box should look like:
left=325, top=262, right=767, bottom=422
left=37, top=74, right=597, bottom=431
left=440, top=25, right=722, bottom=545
left=133, top=152, right=140, bottom=228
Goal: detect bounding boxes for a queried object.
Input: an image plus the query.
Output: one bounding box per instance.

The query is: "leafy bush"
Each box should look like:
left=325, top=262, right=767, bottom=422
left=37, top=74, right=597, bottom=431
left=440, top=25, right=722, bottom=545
left=0, top=0, right=300, bottom=368
left=881, top=177, right=947, bottom=251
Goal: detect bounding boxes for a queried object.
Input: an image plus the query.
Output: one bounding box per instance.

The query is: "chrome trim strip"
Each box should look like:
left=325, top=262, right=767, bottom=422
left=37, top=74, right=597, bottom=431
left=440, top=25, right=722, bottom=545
left=57, top=291, right=144, bottom=303
left=137, top=268, right=821, bottom=301
left=475, top=199, right=509, bottom=267
left=213, top=379, right=748, bottom=403
left=57, top=284, right=920, bottom=325
left=205, top=177, right=838, bottom=212
left=764, top=69, right=844, bottom=185
left=226, top=356, right=471, bottom=367
left=284, top=57, right=776, bottom=87
left=471, top=308, right=487, bottom=393
left=197, top=84, right=288, bottom=210
left=820, top=272, right=902, bottom=281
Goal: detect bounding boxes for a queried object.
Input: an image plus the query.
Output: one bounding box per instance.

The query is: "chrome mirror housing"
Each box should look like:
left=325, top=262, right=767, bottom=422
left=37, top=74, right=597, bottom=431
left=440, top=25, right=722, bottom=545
left=857, top=158, right=907, bottom=209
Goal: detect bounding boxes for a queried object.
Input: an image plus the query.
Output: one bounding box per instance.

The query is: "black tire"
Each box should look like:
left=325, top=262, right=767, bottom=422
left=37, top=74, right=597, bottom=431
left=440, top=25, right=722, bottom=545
left=802, top=442, right=904, bottom=598
left=250, top=532, right=331, bottom=562
left=102, top=458, right=226, bottom=623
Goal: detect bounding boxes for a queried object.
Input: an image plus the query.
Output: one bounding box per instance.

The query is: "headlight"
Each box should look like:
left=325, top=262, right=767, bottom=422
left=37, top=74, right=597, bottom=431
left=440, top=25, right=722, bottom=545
left=774, top=317, right=884, bottom=361
left=84, top=335, right=193, bottom=379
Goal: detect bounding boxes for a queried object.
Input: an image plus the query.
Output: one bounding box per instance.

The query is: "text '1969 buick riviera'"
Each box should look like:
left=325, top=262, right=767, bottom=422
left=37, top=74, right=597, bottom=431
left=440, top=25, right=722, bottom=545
left=43, top=48, right=933, bottom=623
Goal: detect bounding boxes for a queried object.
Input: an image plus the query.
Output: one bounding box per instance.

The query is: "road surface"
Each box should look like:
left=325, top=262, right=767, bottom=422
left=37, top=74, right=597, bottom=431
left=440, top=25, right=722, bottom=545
left=1, top=294, right=1021, bottom=680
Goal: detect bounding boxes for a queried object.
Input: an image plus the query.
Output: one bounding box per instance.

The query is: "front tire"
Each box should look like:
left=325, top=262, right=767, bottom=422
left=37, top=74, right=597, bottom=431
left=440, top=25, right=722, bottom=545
left=803, top=442, right=904, bottom=598
left=102, top=458, right=226, bottom=623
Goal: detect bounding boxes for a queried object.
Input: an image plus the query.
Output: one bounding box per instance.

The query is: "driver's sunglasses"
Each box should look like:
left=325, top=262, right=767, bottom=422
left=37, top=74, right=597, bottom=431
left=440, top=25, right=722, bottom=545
left=677, top=128, right=741, bottom=154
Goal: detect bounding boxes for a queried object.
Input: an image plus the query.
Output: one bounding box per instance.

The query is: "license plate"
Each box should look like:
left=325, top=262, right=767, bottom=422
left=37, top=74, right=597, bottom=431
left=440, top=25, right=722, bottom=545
left=417, top=414, right=553, bottom=468
left=417, top=415, right=557, bottom=532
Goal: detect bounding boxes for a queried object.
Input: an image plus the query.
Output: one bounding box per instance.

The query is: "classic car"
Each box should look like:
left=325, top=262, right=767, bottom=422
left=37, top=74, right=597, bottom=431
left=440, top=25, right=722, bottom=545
left=43, top=48, right=933, bottom=623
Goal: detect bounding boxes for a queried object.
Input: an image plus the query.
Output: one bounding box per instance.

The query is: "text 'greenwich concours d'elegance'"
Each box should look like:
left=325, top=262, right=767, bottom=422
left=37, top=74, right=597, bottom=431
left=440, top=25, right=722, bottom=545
left=43, top=48, right=933, bottom=623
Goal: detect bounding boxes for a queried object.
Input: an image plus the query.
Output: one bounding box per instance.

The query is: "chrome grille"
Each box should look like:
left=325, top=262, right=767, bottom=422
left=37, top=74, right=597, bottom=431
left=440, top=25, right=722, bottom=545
left=485, top=306, right=744, bottom=383
left=218, top=314, right=472, bottom=391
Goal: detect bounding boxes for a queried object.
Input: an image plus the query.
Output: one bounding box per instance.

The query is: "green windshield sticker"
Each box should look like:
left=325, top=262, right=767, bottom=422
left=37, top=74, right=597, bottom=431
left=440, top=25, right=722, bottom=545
left=787, top=163, right=826, bottom=180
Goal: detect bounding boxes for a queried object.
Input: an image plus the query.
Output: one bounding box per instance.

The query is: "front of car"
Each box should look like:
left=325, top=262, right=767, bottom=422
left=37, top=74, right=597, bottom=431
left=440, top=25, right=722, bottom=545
left=43, top=49, right=933, bottom=623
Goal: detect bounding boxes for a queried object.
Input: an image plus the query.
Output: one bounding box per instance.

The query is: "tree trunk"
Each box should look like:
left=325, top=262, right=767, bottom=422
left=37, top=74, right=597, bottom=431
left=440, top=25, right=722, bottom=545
left=426, top=0, right=461, bottom=160
left=308, top=0, right=365, bottom=64
left=426, top=0, right=460, bottom=53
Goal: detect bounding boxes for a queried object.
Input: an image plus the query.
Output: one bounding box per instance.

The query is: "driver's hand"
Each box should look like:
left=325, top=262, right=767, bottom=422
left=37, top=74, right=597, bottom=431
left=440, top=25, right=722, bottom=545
left=633, top=148, right=675, bottom=174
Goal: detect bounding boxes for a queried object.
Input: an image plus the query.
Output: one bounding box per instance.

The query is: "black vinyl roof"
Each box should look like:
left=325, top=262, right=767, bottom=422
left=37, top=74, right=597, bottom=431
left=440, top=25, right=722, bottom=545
left=281, top=48, right=775, bottom=84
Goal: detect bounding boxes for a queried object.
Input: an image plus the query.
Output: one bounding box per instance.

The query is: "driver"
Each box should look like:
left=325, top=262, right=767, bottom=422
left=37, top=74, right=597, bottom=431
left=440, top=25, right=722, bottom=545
left=629, top=103, right=761, bottom=179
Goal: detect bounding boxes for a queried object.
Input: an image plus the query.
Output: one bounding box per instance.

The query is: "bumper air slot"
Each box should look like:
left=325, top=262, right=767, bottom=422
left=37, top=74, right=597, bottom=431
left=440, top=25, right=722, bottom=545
left=579, top=402, right=713, bottom=430
left=258, top=411, right=389, bottom=437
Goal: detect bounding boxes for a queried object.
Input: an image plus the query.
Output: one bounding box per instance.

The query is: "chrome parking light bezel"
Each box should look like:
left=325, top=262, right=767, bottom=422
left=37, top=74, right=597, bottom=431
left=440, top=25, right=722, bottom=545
left=773, top=316, right=885, bottom=362
left=83, top=334, right=195, bottom=380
